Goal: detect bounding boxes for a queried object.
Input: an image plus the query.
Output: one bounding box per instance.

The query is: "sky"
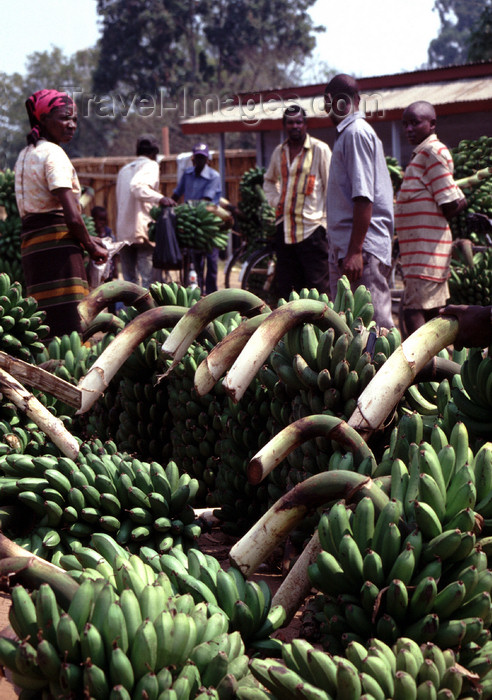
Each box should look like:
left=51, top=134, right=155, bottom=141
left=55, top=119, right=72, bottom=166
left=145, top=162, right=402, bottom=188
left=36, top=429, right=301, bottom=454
left=1, top=0, right=442, bottom=80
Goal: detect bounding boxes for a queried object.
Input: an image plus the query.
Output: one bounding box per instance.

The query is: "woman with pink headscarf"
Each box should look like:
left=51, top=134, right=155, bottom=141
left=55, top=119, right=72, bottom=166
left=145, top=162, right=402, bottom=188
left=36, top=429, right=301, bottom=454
left=14, top=89, right=108, bottom=339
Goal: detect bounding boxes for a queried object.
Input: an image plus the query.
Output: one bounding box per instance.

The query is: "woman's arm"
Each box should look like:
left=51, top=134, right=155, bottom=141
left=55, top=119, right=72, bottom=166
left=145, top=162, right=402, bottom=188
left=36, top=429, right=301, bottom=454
left=53, top=188, right=108, bottom=263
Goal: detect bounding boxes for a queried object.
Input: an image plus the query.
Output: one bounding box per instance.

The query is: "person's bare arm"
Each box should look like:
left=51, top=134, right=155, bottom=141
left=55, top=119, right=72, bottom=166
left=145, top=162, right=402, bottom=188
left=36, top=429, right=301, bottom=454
left=53, top=188, right=108, bottom=263
left=441, top=196, right=467, bottom=221
left=439, top=304, right=492, bottom=350
left=341, top=196, right=372, bottom=282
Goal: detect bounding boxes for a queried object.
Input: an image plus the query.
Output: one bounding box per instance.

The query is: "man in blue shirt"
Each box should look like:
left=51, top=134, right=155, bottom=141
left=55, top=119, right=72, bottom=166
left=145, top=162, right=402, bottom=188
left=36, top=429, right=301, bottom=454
left=325, top=74, right=394, bottom=330
left=173, top=143, right=222, bottom=293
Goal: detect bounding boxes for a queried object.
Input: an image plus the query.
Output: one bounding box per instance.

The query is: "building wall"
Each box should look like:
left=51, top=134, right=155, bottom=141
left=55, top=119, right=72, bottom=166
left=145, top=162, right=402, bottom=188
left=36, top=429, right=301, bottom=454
left=258, top=109, right=492, bottom=169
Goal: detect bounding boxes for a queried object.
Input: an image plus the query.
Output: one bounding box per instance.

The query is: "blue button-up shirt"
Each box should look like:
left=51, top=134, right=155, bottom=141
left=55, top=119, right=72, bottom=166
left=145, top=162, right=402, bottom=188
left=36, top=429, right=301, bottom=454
left=327, top=112, right=393, bottom=266
left=173, top=164, right=222, bottom=204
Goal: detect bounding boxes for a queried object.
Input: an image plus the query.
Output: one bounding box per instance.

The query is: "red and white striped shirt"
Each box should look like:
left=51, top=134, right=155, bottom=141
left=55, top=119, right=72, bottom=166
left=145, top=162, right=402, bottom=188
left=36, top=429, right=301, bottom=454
left=395, top=134, right=463, bottom=282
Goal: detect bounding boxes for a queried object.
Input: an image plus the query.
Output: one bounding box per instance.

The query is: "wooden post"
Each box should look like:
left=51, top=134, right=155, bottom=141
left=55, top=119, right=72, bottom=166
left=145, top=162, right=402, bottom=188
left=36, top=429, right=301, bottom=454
left=161, top=127, right=170, bottom=156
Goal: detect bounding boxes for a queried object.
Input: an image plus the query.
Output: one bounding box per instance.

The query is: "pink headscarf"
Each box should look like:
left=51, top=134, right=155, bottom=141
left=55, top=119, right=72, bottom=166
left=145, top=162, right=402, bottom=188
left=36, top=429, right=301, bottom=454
left=25, top=89, right=74, bottom=145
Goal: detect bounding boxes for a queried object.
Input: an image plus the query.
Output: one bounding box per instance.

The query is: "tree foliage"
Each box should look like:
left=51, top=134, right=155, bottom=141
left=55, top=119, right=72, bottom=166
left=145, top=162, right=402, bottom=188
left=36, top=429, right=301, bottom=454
left=93, top=0, right=323, bottom=96
left=467, top=3, right=492, bottom=62
left=428, top=0, right=487, bottom=66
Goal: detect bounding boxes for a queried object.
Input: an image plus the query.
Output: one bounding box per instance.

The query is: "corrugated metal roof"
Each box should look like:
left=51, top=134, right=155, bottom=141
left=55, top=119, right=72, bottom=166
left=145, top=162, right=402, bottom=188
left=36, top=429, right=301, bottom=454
left=181, top=73, right=492, bottom=130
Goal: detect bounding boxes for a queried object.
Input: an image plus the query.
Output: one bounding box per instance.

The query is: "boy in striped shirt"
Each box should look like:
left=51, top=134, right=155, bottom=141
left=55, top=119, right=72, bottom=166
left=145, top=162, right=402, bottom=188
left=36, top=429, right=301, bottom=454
left=395, top=101, right=466, bottom=336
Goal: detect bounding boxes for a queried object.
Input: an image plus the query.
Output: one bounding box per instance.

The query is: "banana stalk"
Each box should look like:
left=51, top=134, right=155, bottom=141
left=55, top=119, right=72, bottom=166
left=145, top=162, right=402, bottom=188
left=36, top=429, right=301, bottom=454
left=223, top=300, right=352, bottom=403
left=229, top=471, right=388, bottom=576
left=161, top=289, right=268, bottom=374
left=271, top=530, right=322, bottom=624
left=348, top=317, right=458, bottom=438
left=455, top=165, right=492, bottom=189
left=81, top=311, right=125, bottom=342
left=247, top=415, right=376, bottom=485
left=77, top=306, right=189, bottom=414
left=0, top=368, right=79, bottom=459
left=78, top=280, right=155, bottom=328
left=194, top=313, right=270, bottom=396
left=0, top=534, right=79, bottom=608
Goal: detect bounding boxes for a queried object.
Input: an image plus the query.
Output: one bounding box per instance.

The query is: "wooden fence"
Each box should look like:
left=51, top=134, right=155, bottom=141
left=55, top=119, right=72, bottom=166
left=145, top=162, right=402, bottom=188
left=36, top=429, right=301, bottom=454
left=73, top=149, right=257, bottom=226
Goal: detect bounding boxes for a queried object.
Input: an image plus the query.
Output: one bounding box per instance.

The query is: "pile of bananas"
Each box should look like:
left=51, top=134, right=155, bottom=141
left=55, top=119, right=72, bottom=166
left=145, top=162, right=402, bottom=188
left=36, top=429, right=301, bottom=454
left=449, top=248, right=492, bottom=306
left=0, top=440, right=201, bottom=561
left=237, top=167, right=276, bottom=242
left=164, top=313, right=243, bottom=506
left=306, top=422, right=492, bottom=655
left=0, top=273, right=50, bottom=362
left=264, top=282, right=399, bottom=499
left=212, top=383, right=272, bottom=536
left=0, top=169, right=24, bottom=285
left=451, top=135, right=492, bottom=243
left=109, top=543, right=286, bottom=651
left=1, top=550, right=255, bottom=698
left=0, top=411, right=61, bottom=460
left=247, top=637, right=481, bottom=700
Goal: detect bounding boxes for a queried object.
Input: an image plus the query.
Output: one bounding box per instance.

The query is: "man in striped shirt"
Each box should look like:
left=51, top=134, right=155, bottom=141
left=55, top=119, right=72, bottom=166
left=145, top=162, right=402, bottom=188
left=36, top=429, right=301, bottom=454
left=395, top=101, right=466, bottom=337
left=263, top=104, right=332, bottom=300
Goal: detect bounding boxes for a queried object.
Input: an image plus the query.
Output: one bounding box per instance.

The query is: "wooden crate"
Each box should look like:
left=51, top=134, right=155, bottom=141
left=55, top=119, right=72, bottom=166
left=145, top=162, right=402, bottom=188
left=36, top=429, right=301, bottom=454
left=73, top=150, right=256, bottom=228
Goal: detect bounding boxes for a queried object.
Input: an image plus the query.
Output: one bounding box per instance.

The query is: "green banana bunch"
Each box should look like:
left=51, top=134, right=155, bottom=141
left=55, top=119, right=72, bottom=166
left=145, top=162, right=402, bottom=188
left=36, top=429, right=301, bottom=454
left=236, top=167, right=275, bottom=243
left=0, top=273, right=50, bottom=362
left=386, top=155, right=404, bottom=195
left=0, top=441, right=201, bottom=560
left=249, top=636, right=473, bottom=700
left=150, top=279, right=202, bottom=308
left=174, top=201, right=228, bottom=252
left=308, top=450, right=492, bottom=650
left=451, top=134, right=492, bottom=244
left=448, top=248, right=492, bottom=306
left=1, top=564, right=254, bottom=698
left=164, top=311, right=243, bottom=506
left=123, top=543, right=285, bottom=651
left=0, top=170, right=24, bottom=289
left=449, top=346, right=492, bottom=440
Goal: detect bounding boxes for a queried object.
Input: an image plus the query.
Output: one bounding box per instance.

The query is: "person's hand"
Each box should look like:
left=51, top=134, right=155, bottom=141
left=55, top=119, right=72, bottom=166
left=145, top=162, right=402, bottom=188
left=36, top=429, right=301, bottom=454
left=439, top=304, right=492, bottom=350
left=87, top=239, right=108, bottom=264
left=160, top=196, right=177, bottom=207
left=466, top=212, right=492, bottom=235
left=341, top=252, right=363, bottom=283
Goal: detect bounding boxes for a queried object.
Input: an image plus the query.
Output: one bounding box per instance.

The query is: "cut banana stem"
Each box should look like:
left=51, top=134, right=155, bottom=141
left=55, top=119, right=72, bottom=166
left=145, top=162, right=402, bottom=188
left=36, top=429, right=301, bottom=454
left=0, top=368, right=79, bottom=459
left=455, top=165, right=492, bottom=189
left=78, top=280, right=155, bottom=328
left=81, top=311, right=125, bottom=342
left=348, top=317, right=458, bottom=438
left=194, top=313, right=270, bottom=396
left=224, top=300, right=352, bottom=403
left=413, top=356, right=461, bottom=383
left=247, top=415, right=376, bottom=484
left=0, top=555, right=79, bottom=609
left=77, top=306, right=189, bottom=414
left=229, top=471, right=388, bottom=576
left=271, top=530, right=322, bottom=624
left=161, top=289, right=268, bottom=373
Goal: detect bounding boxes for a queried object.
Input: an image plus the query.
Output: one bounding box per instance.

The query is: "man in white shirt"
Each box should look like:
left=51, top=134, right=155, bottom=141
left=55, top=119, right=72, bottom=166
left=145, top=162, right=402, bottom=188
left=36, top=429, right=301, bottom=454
left=116, top=135, right=175, bottom=288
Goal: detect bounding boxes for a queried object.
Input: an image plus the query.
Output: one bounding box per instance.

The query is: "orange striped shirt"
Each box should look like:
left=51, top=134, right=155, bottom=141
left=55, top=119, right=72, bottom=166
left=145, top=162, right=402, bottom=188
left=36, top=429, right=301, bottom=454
left=263, top=135, right=331, bottom=243
left=395, top=134, right=463, bottom=282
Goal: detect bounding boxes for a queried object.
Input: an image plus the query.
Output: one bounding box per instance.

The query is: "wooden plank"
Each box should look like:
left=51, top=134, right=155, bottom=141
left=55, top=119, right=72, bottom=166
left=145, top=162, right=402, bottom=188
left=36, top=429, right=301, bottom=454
left=0, top=352, right=82, bottom=409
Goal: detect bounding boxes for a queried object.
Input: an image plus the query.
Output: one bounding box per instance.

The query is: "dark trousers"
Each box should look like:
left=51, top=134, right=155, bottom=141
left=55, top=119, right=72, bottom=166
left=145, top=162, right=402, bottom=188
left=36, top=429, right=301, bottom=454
left=192, top=247, right=219, bottom=295
left=275, top=223, right=330, bottom=301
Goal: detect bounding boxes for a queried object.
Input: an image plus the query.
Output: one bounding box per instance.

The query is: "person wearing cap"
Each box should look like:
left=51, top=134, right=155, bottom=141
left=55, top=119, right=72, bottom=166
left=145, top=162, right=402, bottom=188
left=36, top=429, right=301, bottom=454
left=173, top=143, right=222, bottom=294
left=115, top=135, right=175, bottom=288
left=263, top=104, right=332, bottom=300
